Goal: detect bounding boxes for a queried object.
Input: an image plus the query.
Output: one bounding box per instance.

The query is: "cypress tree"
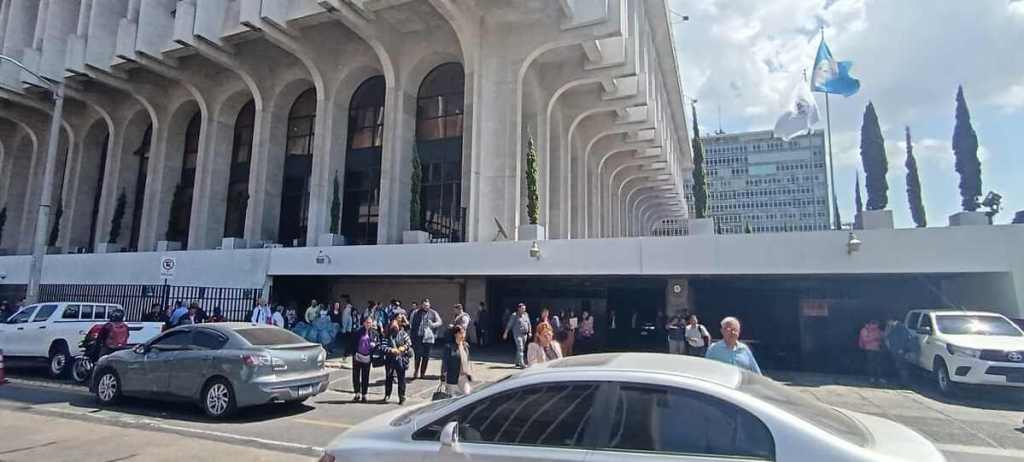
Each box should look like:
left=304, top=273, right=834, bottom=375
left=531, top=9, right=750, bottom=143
left=409, top=146, right=422, bottom=231
left=859, top=102, right=888, bottom=210
left=330, top=172, right=341, bottom=234
left=905, top=126, right=927, bottom=227
left=690, top=103, right=708, bottom=219
left=525, top=135, right=540, bottom=225
left=108, top=190, right=127, bottom=244
left=743, top=222, right=753, bottom=234
left=854, top=172, right=864, bottom=215
left=952, top=85, right=981, bottom=211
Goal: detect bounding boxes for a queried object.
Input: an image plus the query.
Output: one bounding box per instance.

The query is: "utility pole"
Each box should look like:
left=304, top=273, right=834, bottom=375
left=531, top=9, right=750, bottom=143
left=1, top=55, right=65, bottom=303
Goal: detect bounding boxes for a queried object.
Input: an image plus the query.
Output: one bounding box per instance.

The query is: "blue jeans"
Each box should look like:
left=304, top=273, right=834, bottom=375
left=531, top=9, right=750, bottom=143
left=514, top=335, right=528, bottom=367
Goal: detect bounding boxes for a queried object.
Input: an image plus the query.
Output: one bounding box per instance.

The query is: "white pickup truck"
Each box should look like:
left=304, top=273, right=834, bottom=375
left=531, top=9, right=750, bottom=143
left=0, top=302, right=163, bottom=378
left=887, top=309, right=1024, bottom=395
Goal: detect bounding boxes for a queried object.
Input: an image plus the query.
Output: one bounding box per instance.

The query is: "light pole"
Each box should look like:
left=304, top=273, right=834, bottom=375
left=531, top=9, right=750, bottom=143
left=0, top=55, right=64, bottom=304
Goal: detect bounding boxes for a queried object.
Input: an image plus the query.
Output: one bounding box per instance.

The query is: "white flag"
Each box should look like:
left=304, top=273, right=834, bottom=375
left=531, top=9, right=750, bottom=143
left=773, top=77, right=820, bottom=141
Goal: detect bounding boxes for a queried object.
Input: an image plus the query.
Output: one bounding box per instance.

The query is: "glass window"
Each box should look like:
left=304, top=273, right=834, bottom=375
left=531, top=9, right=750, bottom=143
left=62, top=304, right=81, bottom=320
left=413, top=383, right=598, bottom=449
left=194, top=329, right=229, bottom=350
left=601, top=384, right=773, bottom=459
left=934, top=315, right=1020, bottom=336
left=416, top=63, right=465, bottom=141
left=80, top=305, right=94, bottom=320
left=32, top=304, right=59, bottom=322
left=93, top=305, right=108, bottom=320
left=6, top=306, right=37, bottom=324
left=919, top=314, right=933, bottom=329
left=235, top=328, right=308, bottom=346
left=183, top=113, right=201, bottom=170
left=151, top=330, right=193, bottom=350
left=231, top=101, right=256, bottom=165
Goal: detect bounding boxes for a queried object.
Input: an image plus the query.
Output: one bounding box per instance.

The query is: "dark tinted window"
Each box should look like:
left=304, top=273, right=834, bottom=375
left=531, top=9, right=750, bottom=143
left=413, top=383, right=597, bottom=449
left=7, top=307, right=36, bottom=324
left=919, top=314, right=932, bottom=329
left=62, top=305, right=81, bottom=319
left=235, top=328, right=307, bottom=346
left=32, top=304, right=58, bottom=322
left=151, top=331, right=192, bottom=349
left=907, top=312, right=922, bottom=329
left=194, top=329, right=229, bottom=350
left=602, top=385, right=774, bottom=459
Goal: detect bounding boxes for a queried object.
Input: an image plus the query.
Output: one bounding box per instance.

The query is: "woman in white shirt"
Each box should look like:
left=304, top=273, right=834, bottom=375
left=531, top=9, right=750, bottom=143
left=527, top=322, right=563, bottom=366
left=685, top=314, right=712, bottom=357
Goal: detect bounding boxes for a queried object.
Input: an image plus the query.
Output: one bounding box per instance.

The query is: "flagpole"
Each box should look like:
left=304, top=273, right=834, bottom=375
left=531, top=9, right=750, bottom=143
left=825, top=92, right=841, bottom=230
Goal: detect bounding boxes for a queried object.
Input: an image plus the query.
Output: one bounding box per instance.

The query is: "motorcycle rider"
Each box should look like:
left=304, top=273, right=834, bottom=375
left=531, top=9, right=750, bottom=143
left=96, top=308, right=130, bottom=357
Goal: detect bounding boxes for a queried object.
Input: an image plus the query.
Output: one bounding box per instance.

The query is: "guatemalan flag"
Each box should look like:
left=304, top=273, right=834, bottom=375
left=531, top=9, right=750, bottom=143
left=810, top=38, right=860, bottom=97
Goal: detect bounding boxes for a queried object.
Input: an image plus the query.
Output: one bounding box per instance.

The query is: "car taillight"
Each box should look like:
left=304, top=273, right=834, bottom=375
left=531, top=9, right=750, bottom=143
left=242, top=353, right=271, bottom=367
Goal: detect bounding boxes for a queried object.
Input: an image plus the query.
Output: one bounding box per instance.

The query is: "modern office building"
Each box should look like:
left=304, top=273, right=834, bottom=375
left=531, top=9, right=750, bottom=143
left=677, top=129, right=829, bottom=234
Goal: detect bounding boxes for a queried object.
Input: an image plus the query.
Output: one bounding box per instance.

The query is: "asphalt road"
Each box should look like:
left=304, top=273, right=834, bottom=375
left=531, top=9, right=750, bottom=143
left=2, top=359, right=1023, bottom=461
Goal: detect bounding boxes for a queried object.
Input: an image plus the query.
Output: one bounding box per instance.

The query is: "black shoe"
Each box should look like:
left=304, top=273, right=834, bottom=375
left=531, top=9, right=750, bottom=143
left=399, top=397, right=406, bottom=405
left=352, top=395, right=360, bottom=402
left=383, top=395, right=391, bottom=403
left=361, top=395, right=368, bottom=402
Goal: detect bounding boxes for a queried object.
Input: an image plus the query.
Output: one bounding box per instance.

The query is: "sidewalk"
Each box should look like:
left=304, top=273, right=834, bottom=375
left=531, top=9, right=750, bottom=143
left=325, top=347, right=520, bottom=402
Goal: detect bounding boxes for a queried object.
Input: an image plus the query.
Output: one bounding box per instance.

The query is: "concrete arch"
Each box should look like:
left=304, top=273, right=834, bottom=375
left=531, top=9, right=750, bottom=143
left=61, top=117, right=111, bottom=251
left=143, top=98, right=202, bottom=249
left=0, top=122, right=38, bottom=250
left=403, top=52, right=463, bottom=97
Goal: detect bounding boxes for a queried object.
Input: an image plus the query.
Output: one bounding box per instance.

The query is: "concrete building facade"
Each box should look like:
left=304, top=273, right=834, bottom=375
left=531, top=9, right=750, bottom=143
left=678, top=129, right=829, bottom=234
left=0, top=0, right=690, bottom=256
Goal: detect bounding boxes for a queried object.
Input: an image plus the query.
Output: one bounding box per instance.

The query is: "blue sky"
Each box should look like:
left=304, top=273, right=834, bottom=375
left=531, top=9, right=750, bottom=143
left=670, top=0, right=1024, bottom=227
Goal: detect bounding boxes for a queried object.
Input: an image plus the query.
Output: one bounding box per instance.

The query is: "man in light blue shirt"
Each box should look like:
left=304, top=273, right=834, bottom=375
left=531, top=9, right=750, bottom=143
left=705, top=316, right=762, bottom=375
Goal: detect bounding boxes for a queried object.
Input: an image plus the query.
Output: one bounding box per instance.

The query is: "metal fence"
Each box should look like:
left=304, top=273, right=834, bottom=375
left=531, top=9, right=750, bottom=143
left=38, top=284, right=262, bottom=322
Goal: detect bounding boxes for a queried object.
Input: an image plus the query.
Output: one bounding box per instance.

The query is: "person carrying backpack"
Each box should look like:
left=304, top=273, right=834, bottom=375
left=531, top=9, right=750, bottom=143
left=96, top=308, right=130, bottom=357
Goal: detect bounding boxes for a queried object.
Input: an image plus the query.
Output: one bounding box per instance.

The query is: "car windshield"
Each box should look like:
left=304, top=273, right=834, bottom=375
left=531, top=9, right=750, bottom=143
left=739, top=372, right=870, bottom=447
left=235, top=328, right=309, bottom=346
left=935, top=315, right=1023, bottom=337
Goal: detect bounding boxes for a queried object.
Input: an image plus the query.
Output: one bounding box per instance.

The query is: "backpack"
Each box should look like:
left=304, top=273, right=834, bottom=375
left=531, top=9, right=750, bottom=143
left=104, top=323, right=130, bottom=349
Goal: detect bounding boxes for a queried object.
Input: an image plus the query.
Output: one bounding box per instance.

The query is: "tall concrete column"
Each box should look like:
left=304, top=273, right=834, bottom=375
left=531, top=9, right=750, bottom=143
left=244, top=106, right=279, bottom=244
left=189, top=107, right=232, bottom=250
left=375, top=79, right=416, bottom=244
left=137, top=120, right=173, bottom=251
left=466, top=45, right=524, bottom=243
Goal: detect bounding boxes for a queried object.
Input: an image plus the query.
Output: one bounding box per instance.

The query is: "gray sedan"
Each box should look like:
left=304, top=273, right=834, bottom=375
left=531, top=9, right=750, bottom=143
left=90, top=323, right=329, bottom=418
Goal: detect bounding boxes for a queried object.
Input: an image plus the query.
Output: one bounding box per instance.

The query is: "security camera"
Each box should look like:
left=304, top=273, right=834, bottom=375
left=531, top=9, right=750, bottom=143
left=315, top=250, right=331, bottom=265
left=0, top=271, right=6, bottom=280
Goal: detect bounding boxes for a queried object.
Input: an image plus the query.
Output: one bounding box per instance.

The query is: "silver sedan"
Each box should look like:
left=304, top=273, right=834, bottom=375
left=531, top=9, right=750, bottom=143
left=321, top=353, right=945, bottom=462
left=91, top=323, right=329, bottom=418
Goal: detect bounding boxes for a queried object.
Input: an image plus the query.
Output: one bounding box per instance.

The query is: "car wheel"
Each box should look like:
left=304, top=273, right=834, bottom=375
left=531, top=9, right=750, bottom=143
left=48, top=343, right=71, bottom=379
left=95, top=369, right=122, bottom=405
left=934, top=358, right=956, bottom=396
left=201, top=378, right=237, bottom=419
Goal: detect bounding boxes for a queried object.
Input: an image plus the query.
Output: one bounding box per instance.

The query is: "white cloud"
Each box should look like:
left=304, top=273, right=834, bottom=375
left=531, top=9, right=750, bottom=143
left=989, top=83, right=1024, bottom=113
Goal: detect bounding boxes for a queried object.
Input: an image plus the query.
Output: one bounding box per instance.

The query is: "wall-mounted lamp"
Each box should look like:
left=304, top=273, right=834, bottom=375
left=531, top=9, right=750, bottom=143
left=846, top=232, right=862, bottom=255
left=529, top=241, right=542, bottom=260
left=315, top=250, right=332, bottom=265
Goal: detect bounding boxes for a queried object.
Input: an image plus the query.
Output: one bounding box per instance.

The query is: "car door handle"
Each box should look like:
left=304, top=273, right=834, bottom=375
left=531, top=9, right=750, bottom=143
left=16, top=327, right=24, bottom=331
left=38, top=326, right=46, bottom=329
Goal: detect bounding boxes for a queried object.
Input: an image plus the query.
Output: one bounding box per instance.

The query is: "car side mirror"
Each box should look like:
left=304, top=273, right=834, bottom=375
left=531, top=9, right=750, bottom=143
left=917, top=326, right=932, bottom=335
left=133, top=344, right=149, bottom=354
left=440, top=421, right=461, bottom=451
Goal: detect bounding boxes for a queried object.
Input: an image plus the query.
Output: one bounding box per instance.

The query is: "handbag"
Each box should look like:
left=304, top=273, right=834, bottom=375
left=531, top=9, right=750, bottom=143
left=370, top=343, right=387, bottom=368
left=431, top=382, right=451, bottom=401
left=354, top=352, right=371, bottom=364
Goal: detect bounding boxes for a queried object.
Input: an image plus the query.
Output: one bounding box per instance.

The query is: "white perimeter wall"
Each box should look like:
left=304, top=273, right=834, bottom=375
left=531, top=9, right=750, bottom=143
left=0, top=225, right=1021, bottom=315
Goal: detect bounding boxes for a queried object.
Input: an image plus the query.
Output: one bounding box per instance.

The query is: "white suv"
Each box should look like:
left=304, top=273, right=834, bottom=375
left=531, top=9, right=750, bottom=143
left=902, top=309, right=1024, bottom=394
left=0, top=302, right=163, bottom=378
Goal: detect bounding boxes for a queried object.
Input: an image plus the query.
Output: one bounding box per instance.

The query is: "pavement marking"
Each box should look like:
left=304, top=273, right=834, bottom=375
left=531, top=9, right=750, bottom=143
left=936, top=444, right=1024, bottom=458
left=292, top=417, right=353, bottom=429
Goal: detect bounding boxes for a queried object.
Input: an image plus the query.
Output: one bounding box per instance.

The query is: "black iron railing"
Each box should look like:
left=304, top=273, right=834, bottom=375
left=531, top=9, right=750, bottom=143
left=425, top=207, right=466, bottom=243
left=38, top=284, right=262, bottom=322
